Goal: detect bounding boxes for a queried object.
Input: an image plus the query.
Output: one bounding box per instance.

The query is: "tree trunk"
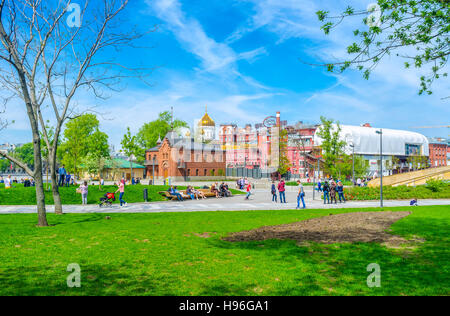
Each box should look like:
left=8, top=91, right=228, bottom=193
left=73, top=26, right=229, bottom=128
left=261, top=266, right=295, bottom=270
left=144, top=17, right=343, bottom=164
left=32, top=136, right=48, bottom=227
left=49, top=154, right=63, bottom=214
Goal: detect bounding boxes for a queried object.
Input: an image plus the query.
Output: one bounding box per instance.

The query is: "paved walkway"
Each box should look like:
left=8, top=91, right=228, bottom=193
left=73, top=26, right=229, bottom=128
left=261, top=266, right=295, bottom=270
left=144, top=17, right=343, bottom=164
left=1, top=189, right=449, bottom=214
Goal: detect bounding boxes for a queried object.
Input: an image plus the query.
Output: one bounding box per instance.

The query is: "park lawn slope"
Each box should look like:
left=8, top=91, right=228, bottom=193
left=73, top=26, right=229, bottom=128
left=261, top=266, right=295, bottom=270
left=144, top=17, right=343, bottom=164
left=0, top=184, right=244, bottom=205
left=344, top=183, right=450, bottom=200
left=0, top=205, right=448, bottom=295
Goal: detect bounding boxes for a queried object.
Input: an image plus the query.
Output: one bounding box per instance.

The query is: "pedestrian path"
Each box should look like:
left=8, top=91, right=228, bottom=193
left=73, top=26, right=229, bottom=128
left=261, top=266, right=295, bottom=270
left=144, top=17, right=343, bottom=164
left=1, top=198, right=449, bottom=214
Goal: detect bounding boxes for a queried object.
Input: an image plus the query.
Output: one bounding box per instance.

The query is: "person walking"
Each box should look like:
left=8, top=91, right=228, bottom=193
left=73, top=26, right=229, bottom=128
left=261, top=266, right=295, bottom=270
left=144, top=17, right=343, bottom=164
left=337, top=181, right=346, bottom=203
left=323, top=180, right=330, bottom=204
left=330, top=181, right=337, bottom=204
left=317, top=179, right=322, bottom=192
left=58, top=165, right=66, bottom=187
left=79, top=181, right=88, bottom=205
left=271, top=181, right=277, bottom=202
left=115, top=181, right=127, bottom=207
left=296, top=180, right=306, bottom=209
left=245, top=181, right=252, bottom=200
left=278, top=179, right=286, bottom=203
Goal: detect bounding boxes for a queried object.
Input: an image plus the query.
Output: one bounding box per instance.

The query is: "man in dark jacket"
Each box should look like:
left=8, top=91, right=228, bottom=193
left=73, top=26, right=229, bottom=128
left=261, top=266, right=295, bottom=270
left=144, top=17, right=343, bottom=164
left=323, top=181, right=330, bottom=204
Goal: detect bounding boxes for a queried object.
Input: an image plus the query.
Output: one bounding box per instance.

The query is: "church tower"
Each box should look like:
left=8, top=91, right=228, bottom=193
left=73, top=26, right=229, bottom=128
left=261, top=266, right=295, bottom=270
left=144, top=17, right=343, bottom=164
left=195, top=105, right=216, bottom=143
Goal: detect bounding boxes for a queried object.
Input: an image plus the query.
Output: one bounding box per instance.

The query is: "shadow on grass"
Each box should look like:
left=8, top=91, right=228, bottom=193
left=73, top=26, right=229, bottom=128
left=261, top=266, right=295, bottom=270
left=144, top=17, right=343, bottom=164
left=0, top=263, right=182, bottom=296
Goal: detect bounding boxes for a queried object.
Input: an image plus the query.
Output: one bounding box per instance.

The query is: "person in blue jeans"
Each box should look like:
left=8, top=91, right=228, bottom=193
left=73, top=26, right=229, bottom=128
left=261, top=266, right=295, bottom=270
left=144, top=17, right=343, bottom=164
left=317, top=180, right=322, bottom=192
left=322, top=181, right=330, bottom=204
left=278, top=180, right=286, bottom=203
left=271, top=181, right=277, bottom=202
left=296, top=180, right=306, bottom=209
left=58, top=165, right=66, bottom=187
left=65, top=173, right=71, bottom=187
left=337, top=181, right=346, bottom=203
left=170, top=185, right=184, bottom=201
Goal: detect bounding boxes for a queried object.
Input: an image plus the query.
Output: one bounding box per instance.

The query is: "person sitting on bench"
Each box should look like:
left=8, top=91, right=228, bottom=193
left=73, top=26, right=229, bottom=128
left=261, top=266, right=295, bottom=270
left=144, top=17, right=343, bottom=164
left=169, top=185, right=184, bottom=201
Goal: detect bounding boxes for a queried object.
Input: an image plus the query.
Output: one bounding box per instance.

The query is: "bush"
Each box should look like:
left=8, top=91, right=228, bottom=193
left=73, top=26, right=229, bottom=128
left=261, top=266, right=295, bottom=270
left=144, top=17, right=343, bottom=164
left=425, top=179, right=446, bottom=192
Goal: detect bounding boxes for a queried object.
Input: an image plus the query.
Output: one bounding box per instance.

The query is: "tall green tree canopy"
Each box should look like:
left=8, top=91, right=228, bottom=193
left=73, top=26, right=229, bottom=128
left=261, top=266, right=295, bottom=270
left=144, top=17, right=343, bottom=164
left=13, top=143, right=34, bottom=169
left=316, top=116, right=347, bottom=178
left=58, top=114, right=110, bottom=175
left=136, top=111, right=188, bottom=150
left=317, top=0, right=449, bottom=95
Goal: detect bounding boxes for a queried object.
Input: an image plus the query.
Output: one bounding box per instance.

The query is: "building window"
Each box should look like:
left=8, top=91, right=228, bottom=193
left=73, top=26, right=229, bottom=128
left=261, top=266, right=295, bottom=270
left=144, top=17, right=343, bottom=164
left=196, top=169, right=199, bottom=176
left=204, top=169, right=207, bottom=176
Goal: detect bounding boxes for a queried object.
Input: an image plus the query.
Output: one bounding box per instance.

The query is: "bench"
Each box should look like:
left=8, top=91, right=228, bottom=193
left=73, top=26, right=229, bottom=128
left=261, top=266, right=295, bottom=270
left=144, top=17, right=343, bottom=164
left=158, top=189, right=221, bottom=200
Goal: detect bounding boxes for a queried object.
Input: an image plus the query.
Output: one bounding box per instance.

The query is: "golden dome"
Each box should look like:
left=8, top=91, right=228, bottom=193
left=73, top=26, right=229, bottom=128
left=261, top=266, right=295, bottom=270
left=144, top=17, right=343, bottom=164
left=198, top=106, right=215, bottom=126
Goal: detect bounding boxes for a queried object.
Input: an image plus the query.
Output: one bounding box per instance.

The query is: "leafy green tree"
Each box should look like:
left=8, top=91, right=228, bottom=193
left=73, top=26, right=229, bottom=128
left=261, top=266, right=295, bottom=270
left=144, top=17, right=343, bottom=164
left=335, top=154, right=369, bottom=179
left=12, top=143, right=34, bottom=169
left=0, top=158, right=10, bottom=172
left=277, top=129, right=291, bottom=176
left=121, top=127, right=143, bottom=180
left=136, top=111, right=188, bottom=150
left=316, top=0, right=449, bottom=95
left=59, top=114, right=109, bottom=176
left=316, top=116, right=347, bottom=178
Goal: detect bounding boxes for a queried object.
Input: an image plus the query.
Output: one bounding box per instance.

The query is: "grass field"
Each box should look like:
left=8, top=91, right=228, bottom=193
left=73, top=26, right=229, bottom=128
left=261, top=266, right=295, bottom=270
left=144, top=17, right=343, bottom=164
left=0, top=184, right=244, bottom=205
left=0, top=205, right=448, bottom=295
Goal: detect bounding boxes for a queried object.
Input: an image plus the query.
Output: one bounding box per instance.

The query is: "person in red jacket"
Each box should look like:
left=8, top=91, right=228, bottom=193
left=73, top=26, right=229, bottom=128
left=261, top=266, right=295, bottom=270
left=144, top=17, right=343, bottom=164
left=278, top=179, right=286, bottom=203
left=245, top=182, right=252, bottom=200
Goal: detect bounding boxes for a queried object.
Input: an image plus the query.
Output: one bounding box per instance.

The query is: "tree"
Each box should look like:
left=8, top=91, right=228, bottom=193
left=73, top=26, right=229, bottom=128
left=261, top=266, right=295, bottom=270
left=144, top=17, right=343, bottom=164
left=316, top=0, right=449, bottom=95
left=0, top=0, right=151, bottom=225
left=121, top=127, right=143, bottom=181
left=13, top=143, right=34, bottom=169
left=136, top=111, right=188, bottom=151
left=0, top=158, right=9, bottom=172
left=315, top=116, right=347, bottom=178
left=277, top=129, right=290, bottom=176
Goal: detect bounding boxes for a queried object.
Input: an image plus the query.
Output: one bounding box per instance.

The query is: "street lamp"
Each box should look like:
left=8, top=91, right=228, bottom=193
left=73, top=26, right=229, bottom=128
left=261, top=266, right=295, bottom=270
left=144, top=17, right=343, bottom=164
left=152, top=155, right=156, bottom=185
left=376, top=129, right=383, bottom=207
left=349, top=143, right=355, bottom=186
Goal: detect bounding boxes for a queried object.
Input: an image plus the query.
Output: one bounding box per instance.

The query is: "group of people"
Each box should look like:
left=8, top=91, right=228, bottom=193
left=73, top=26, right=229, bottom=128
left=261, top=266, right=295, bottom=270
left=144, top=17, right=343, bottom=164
left=168, top=185, right=206, bottom=201
left=57, top=165, right=76, bottom=187
left=76, top=177, right=128, bottom=207
left=271, top=179, right=287, bottom=203
left=270, top=179, right=306, bottom=209
left=168, top=182, right=233, bottom=202
left=211, top=182, right=232, bottom=198
left=320, top=180, right=346, bottom=204
left=0, top=175, right=35, bottom=188
left=236, top=177, right=249, bottom=190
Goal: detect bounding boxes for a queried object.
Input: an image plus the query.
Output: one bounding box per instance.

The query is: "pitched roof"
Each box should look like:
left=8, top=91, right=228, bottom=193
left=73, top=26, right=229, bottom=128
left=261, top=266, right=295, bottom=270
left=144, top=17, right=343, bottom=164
left=103, top=158, right=145, bottom=169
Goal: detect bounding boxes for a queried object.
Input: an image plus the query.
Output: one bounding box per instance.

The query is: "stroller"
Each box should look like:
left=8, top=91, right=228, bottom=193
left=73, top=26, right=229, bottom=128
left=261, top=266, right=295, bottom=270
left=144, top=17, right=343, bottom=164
left=99, top=192, right=115, bottom=207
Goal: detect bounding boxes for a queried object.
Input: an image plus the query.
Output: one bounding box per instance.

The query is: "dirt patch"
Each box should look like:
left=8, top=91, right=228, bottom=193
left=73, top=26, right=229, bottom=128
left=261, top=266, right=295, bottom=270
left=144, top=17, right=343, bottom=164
left=223, top=211, right=418, bottom=247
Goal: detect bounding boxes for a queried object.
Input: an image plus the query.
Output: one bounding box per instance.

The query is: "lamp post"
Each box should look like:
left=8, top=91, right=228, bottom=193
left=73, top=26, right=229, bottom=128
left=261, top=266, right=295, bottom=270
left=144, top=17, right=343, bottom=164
left=376, top=129, right=383, bottom=207
left=349, top=143, right=355, bottom=186
left=152, top=155, right=155, bottom=185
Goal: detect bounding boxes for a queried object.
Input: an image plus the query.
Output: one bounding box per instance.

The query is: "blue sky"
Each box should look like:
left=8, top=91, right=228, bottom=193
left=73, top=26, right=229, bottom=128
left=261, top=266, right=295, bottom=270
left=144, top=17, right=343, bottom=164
left=1, top=0, right=449, bottom=148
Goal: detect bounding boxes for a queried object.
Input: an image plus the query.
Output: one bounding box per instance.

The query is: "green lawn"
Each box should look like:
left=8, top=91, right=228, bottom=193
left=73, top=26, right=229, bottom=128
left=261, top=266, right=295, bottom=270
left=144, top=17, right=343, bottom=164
left=0, top=184, right=244, bottom=205
left=0, top=205, right=448, bottom=295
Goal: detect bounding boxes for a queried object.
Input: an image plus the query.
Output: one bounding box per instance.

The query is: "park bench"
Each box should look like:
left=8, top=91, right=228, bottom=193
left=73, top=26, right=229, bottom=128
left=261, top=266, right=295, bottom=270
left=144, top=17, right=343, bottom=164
left=158, top=189, right=218, bottom=200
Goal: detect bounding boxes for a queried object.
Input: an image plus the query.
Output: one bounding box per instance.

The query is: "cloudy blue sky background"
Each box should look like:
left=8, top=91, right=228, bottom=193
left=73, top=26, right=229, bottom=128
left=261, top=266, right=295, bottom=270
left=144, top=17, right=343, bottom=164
left=1, top=0, right=449, bottom=149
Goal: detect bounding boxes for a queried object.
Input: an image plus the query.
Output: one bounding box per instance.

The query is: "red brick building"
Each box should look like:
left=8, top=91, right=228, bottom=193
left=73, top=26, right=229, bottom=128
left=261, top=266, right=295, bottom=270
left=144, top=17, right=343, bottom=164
left=428, top=138, right=448, bottom=168
left=145, top=132, right=226, bottom=180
